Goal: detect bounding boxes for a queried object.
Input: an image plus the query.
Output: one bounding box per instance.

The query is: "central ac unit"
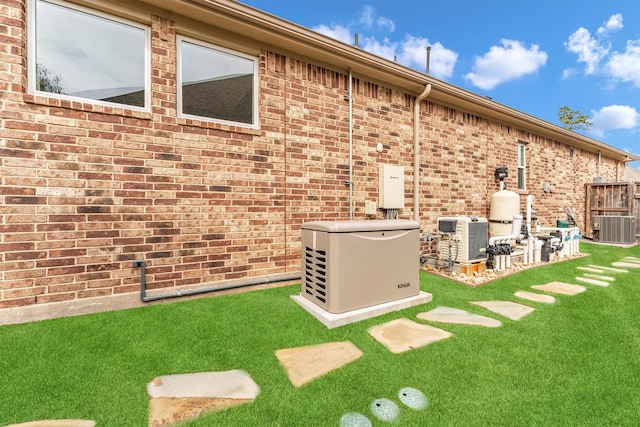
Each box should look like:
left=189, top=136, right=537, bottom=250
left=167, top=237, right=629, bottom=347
left=593, top=216, right=636, bottom=244
left=301, top=220, right=420, bottom=314
left=437, top=216, right=488, bottom=262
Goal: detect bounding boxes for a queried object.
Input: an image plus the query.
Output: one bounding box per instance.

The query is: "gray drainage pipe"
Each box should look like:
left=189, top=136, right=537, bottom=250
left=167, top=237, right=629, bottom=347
left=132, top=260, right=301, bottom=303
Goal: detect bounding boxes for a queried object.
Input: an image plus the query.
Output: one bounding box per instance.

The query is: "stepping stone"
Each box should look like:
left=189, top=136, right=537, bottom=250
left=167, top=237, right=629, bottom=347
left=588, top=265, right=628, bottom=273
left=532, top=282, right=587, bottom=296
left=275, top=341, right=362, bottom=388
left=576, top=266, right=605, bottom=273
left=514, top=291, right=555, bottom=304
left=612, top=262, right=640, bottom=268
left=623, top=256, right=640, bottom=263
left=147, top=370, right=260, bottom=426
left=368, top=318, right=452, bottom=354
left=6, top=422, right=96, bottom=427
left=575, top=277, right=609, bottom=287
left=583, top=273, right=615, bottom=282
left=416, top=306, right=501, bottom=327
left=470, top=301, right=534, bottom=321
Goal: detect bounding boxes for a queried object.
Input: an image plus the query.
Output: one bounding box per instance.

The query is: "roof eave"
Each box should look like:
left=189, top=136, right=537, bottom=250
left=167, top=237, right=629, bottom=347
left=147, top=0, right=638, bottom=163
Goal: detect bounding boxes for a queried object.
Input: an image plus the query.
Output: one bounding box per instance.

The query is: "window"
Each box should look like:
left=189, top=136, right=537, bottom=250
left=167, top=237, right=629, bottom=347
left=29, top=0, right=150, bottom=110
left=517, top=142, right=527, bottom=191
left=178, top=36, right=258, bottom=127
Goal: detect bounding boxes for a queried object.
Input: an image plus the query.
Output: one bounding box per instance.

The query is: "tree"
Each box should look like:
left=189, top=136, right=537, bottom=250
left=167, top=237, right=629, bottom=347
left=558, top=106, right=592, bottom=131
left=36, top=63, right=67, bottom=95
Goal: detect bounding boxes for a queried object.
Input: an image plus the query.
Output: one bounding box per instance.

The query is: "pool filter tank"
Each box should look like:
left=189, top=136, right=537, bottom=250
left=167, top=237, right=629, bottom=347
left=489, top=168, right=521, bottom=237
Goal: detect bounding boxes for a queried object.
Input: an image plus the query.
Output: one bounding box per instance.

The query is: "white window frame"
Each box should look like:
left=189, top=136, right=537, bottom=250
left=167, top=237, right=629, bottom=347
left=177, top=35, right=259, bottom=128
left=517, top=142, right=527, bottom=191
left=27, top=0, right=151, bottom=112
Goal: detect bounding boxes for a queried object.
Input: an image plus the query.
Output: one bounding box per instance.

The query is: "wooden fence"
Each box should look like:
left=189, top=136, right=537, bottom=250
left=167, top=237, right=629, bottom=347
left=585, top=182, right=640, bottom=239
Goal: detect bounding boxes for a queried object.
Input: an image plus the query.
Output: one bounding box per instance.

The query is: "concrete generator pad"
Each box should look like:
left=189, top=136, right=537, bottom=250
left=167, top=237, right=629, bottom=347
left=147, top=370, right=260, bottom=426
left=514, top=291, right=555, bottom=304
left=588, top=265, right=628, bottom=273
left=6, top=422, right=96, bottom=427
left=275, top=341, right=363, bottom=388
left=612, top=262, right=640, bottom=268
left=575, top=277, right=610, bottom=287
left=470, top=301, right=534, bottom=321
left=416, top=306, right=501, bottom=327
left=532, top=282, right=587, bottom=296
left=368, top=318, right=452, bottom=354
left=290, top=291, right=432, bottom=329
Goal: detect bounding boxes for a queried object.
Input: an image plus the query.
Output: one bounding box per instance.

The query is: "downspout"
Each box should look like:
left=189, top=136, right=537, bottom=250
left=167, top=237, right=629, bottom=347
left=413, top=84, right=432, bottom=221
left=348, top=67, right=354, bottom=220
left=133, top=259, right=300, bottom=303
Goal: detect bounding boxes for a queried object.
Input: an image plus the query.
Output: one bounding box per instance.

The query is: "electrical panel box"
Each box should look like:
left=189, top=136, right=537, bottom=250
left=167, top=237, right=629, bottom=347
left=301, top=220, right=420, bottom=314
left=379, top=165, right=404, bottom=209
left=437, top=216, right=488, bottom=262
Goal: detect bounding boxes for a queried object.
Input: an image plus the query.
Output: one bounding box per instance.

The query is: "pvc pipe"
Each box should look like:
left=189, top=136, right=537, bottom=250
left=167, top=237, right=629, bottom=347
left=536, top=226, right=579, bottom=233
left=534, top=240, right=543, bottom=263
left=348, top=67, right=353, bottom=220
left=413, top=84, right=432, bottom=221
left=489, top=234, right=520, bottom=245
left=526, top=195, right=533, bottom=235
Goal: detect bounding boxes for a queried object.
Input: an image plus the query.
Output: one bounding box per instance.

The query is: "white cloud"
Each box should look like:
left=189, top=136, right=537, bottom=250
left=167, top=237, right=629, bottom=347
left=313, top=6, right=456, bottom=79
left=362, top=36, right=398, bottom=61
left=464, top=39, right=547, bottom=90
left=597, top=13, right=623, bottom=36
left=312, top=24, right=352, bottom=45
left=398, top=38, right=457, bottom=79
left=562, top=68, right=578, bottom=79
left=377, top=16, right=395, bottom=33
left=564, top=27, right=609, bottom=75
left=358, top=5, right=374, bottom=28
left=605, top=40, right=640, bottom=87
left=360, top=35, right=457, bottom=79
left=590, top=105, right=640, bottom=137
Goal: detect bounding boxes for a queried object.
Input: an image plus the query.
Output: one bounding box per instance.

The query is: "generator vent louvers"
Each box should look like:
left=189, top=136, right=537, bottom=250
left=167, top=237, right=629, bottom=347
left=303, top=246, right=328, bottom=304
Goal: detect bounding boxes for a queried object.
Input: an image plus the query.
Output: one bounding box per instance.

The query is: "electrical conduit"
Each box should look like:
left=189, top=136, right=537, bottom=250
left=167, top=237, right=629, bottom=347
left=133, top=260, right=300, bottom=303
left=413, top=84, right=432, bottom=221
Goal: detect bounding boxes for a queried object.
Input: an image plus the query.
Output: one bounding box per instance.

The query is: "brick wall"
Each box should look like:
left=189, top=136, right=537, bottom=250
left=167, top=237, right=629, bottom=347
left=0, top=0, right=621, bottom=310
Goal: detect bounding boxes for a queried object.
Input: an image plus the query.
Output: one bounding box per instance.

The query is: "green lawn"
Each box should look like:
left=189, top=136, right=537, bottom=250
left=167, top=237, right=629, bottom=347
left=1, top=242, right=639, bottom=426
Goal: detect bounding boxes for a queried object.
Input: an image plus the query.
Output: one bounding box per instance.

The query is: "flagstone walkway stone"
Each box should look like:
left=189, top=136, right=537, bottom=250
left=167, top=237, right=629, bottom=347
left=531, top=281, right=586, bottom=295
left=612, top=262, right=640, bottom=268
left=416, top=306, right=501, bottom=327
left=576, top=266, right=605, bottom=273
left=368, top=318, right=452, bottom=354
left=6, top=421, right=96, bottom=427
left=147, top=370, right=260, bottom=427
left=575, top=277, right=610, bottom=287
left=582, top=273, right=615, bottom=282
left=470, top=301, right=535, bottom=321
left=588, top=265, right=628, bottom=273
left=514, top=291, right=555, bottom=304
left=275, top=341, right=363, bottom=388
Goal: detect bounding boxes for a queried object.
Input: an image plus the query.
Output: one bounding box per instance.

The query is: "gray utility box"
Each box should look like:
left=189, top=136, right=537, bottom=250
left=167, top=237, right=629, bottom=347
left=593, top=215, right=636, bottom=244
left=301, top=220, right=420, bottom=314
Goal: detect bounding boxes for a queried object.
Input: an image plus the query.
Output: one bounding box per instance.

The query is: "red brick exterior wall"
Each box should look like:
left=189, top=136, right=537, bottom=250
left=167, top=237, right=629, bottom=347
left=0, top=1, right=622, bottom=309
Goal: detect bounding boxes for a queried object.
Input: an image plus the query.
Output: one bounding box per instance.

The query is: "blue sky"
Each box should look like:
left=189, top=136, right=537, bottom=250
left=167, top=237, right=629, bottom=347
left=243, top=0, right=640, bottom=164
